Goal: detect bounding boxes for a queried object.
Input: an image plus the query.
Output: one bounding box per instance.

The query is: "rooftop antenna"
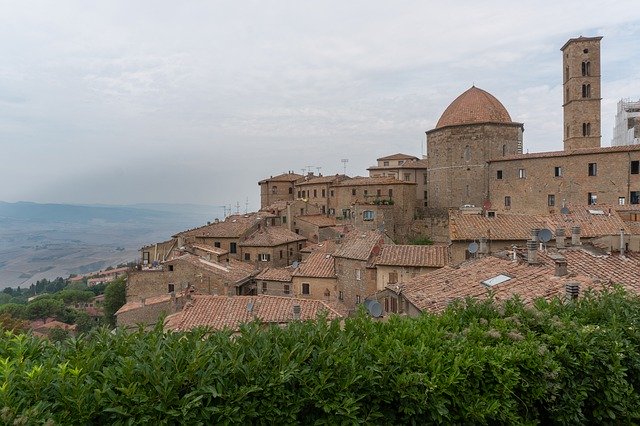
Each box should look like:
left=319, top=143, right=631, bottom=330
left=301, top=168, right=306, bottom=175
left=316, top=166, right=322, bottom=175
left=245, top=197, right=249, bottom=214
left=306, top=165, right=314, bottom=175
left=235, top=201, right=240, bottom=214
left=538, top=228, right=553, bottom=251
left=341, top=158, right=349, bottom=174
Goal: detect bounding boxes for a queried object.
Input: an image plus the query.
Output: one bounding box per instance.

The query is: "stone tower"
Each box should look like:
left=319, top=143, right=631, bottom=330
left=561, top=36, right=602, bottom=151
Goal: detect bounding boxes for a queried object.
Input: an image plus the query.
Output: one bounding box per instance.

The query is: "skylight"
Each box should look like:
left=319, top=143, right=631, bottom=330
left=482, top=274, right=512, bottom=287
left=588, top=209, right=605, bottom=215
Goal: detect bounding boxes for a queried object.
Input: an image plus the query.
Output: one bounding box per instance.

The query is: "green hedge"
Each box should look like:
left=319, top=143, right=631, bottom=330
left=2, top=289, right=640, bottom=424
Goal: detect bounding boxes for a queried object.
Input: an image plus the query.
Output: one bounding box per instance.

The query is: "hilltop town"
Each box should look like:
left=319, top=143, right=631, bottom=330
left=118, top=35, right=640, bottom=331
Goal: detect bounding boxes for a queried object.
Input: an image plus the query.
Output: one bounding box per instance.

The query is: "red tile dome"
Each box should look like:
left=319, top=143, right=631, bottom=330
left=436, top=86, right=512, bottom=129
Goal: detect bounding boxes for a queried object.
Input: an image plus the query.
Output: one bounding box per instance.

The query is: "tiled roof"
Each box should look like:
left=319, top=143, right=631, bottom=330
left=376, top=153, right=419, bottom=161
left=333, top=177, right=415, bottom=187
left=624, top=221, right=640, bottom=235
left=141, top=239, right=176, bottom=250
left=398, top=255, right=597, bottom=314
left=492, top=144, right=640, bottom=162
left=239, top=226, right=306, bottom=247
left=435, top=86, right=514, bottom=129
left=538, top=248, right=640, bottom=291
left=168, top=254, right=257, bottom=283
left=175, top=213, right=264, bottom=239
left=293, top=251, right=335, bottom=278
left=295, top=174, right=348, bottom=186
left=376, top=244, right=448, bottom=267
left=300, top=240, right=338, bottom=254
left=260, top=200, right=292, bottom=212
left=190, top=243, right=228, bottom=256
left=255, top=266, right=294, bottom=282
left=333, top=230, right=385, bottom=261
left=449, top=206, right=630, bottom=241
left=258, top=172, right=304, bottom=184
left=368, top=158, right=428, bottom=170
left=164, top=295, right=342, bottom=332
left=296, top=215, right=337, bottom=227
left=116, top=294, right=173, bottom=315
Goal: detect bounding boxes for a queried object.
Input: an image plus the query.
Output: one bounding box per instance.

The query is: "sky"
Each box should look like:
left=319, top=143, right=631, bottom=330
left=1, top=1, right=640, bottom=213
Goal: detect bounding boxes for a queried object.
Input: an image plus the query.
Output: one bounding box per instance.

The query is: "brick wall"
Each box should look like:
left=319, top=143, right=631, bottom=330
left=335, top=258, right=377, bottom=311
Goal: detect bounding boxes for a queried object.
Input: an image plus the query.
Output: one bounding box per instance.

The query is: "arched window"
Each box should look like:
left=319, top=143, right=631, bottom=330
left=565, top=67, right=569, bottom=82
left=464, top=145, right=470, bottom=161
left=582, top=122, right=591, bottom=136
left=581, top=61, right=591, bottom=76
left=502, top=144, right=506, bottom=156
left=582, top=84, right=591, bottom=98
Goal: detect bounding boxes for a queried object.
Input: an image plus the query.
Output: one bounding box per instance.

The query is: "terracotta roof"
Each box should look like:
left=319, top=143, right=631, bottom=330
left=239, top=226, right=306, bottom=247
left=258, top=172, right=304, bottom=184
left=116, top=294, right=173, bottom=315
left=296, top=215, right=337, bottom=228
left=167, top=254, right=257, bottom=283
left=368, top=158, right=428, bottom=171
left=376, top=244, right=448, bottom=268
left=255, top=266, right=294, bottom=282
left=175, top=213, right=264, bottom=239
left=332, top=177, right=415, bottom=187
left=30, top=320, right=76, bottom=332
left=435, top=86, right=514, bottom=129
left=333, top=230, right=385, bottom=261
left=624, top=221, right=640, bottom=234
left=141, top=239, right=176, bottom=250
left=492, top=144, right=640, bottom=162
left=293, top=251, right=335, bottom=278
left=164, top=295, right=342, bottom=332
left=260, top=200, right=292, bottom=212
left=449, top=206, right=630, bottom=241
left=376, top=153, right=419, bottom=161
left=300, top=240, right=338, bottom=254
left=398, top=255, right=597, bottom=314
left=295, top=174, right=348, bottom=186
left=190, top=243, right=228, bottom=256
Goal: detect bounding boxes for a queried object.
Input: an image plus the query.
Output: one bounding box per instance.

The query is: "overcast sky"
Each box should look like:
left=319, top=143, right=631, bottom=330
left=1, top=1, right=640, bottom=212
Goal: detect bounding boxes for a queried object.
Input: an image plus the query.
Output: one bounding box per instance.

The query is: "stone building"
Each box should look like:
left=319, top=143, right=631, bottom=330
left=368, top=154, right=428, bottom=209
left=612, top=99, right=640, bottom=146
left=295, top=174, right=349, bottom=214
left=374, top=244, right=449, bottom=291
left=258, top=171, right=304, bottom=208
left=291, top=250, right=337, bottom=302
left=253, top=266, right=294, bottom=297
left=238, top=225, right=307, bottom=268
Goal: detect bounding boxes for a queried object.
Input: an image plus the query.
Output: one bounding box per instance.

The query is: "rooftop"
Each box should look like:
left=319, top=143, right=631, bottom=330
left=435, top=86, right=514, bottom=130
left=167, top=253, right=257, bottom=283
left=295, top=174, right=349, bottom=186
left=239, top=226, right=306, bottom=247
left=258, top=172, right=304, bottom=184
left=190, top=243, right=229, bottom=256
left=164, top=295, right=342, bottom=332
left=376, top=153, right=419, bottom=161
left=295, top=215, right=338, bottom=228
left=255, top=266, right=294, bottom=282
left=293, top=251, right=336, bottom=278
left=175, top=213, right=265, bottom=239
left=492, top=144, right=640, bottom=162
left=368, top=158, right=428, bottom=171
left=375, top=244, right=449, bottom=268
left=333, top=230, right=386, bottom=261
left=333, top=176, right=415, bottom=187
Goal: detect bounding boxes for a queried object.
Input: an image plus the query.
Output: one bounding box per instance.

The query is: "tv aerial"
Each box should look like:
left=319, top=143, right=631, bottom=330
left=468, top=242, right=479, bottom=255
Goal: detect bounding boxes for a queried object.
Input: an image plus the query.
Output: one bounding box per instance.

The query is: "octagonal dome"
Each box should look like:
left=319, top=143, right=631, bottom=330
left=435, top=86, right=512, bottom=129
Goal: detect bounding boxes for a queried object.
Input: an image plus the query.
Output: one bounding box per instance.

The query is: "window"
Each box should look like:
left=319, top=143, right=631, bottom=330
left=322, top=189, right=326, bottom=197
left=632, top=191, right=640, bottom=205
left=631, top=161, right=640, bottom=174
left=302, top=283, right=310, bottom=295
left=297, top=190, right=301, bottom=198
left=565, top=66, right=569, bottom=82
left=376, top=189, right=381, bottom=197
left=504, top=196, right=511, bottom=207
left=388, top=272, right=398, bottom=284
left=321, top=205, right=326, bottom=214
left=363, top=210, right=374, bottom=221
left=588, top=192, right=597, bottom=205
left=383, top=161, right=389, bottom=166
left=403, top=173, right=411, bottom=181
left=588, top=163, right=597, bottom=176
left=548, top=194, right=555, bottom=207
left=502, top=144, right=506, bottom=156
left=619, top=197, right=626, bottom=205
left=330, top=190, right=334, bottom=197
left=582, top=84, right=591, bottom=98
left=262, top=282, right=268, bottom=293
left=554, top=166, right=562, bottom=177
left=313, top=189, right=317, bottom=198
left=388, top=189, right=393, bottom=197
left=230, top=242, right=237, bottom=254
left=244, top=253, right=251, bottom=261
left=280, top=250, right=283, bottom=259
left=271, top=186, right=277, bottom=194
left=168, top=283, right=175, bottom=293
left=339, top=291, right=344, bottom=301
left=424, top=190, right=428, bottom=200
left=259, top=253, right=271, bottom=262
left=355, top=269, right=361, bottom=280
left=496, top=170, right=503, bottom=179
left=398, top=160, right=405, bottom=165
left=352, top=189, right=356, bottom=196
left=518, top=169, right=526, bottom=179
left=282, top=216, right=287, bottom=224
left=168, top=265, right=174, bottom=272
left=283, top=284, right=290, bottom=295
left=142, top=251, right=150, bottom=264
left=566, top=125, right=570, bottom=138
left=565, top=88, right=569, bottom=103
left=464, top=145, right=470, bottom=161
left=423, top=173, right=428, bottom=184
left=364, top=189, right=368, bottom=196
left=298, top=243, right=302, bottom=250
left=288, top=187, right=293, bottom=194
left=582, top=61, right=591, bottom=76
left=214, top=242, right=221, bottom=248
left=356, top=295, right=361, bottom=304
left=582, top=122, right=591, bottom=136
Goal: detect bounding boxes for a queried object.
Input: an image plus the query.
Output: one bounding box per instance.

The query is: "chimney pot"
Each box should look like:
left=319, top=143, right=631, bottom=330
left=565, top=281, right=580, bottom=301
left=571, top=226, right=581, bottom=246
left=551, top=255, right=568, bottom=276
left=555, top=228, right=566, bottom=249
left=531, top=228, right=540, bottom=242
left=292, top=304, right=301, bottom=320
left=526, top=240, right=538, bottom=264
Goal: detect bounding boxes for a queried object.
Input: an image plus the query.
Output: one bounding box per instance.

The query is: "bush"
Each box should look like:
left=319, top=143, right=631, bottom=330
left=0, top=290, right=639, bottom=423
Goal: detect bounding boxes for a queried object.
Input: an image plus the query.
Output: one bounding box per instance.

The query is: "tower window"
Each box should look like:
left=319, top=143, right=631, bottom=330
left=504, top=196, right=511, bottom=207
left=631, top=161, right=639, bottom=174
left=588, top=192, right=597, bottom=205
left=464, top=145, right=471, bottom=161
left=496, top=170, right=503, bottom=180
left=518, top=169, right=526, bottom=179
left=632, top=192, right=640, bottom=205
left=548, top=194, right=555, bottom=207
left=581, top=61, right=591, bottom=76
left=588, top=163, right=597, bottom=176
left=566, top=125, right=570, bottom=138
left=583, top=48, right=589, bottom=53
left=554, top=167, right=562, bottom=177
left=582, top=84, right=591, bottom=98
left=582, top=122, right=591, bottom=136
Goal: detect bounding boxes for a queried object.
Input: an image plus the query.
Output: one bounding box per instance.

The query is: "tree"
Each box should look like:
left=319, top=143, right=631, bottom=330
left=75, top=311, right=99, bottom=334
left=103, top=277, right=126, bottom=328
left=56, top=289, right=95, bottom=305
left=0, top=313, right=28, bottom=332
left=26, top=298, right=64, bottom=322
left=0, top=303, right=28, bottom=319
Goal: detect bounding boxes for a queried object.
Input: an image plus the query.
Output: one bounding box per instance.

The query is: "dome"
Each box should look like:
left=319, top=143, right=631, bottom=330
left=435, top=86, right=512, bottom=129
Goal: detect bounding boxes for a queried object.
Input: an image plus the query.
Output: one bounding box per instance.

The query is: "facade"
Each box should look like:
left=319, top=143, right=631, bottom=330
left=295, top=174, right=349, bottom=214
left=612, top=99, right=640, bottom=146
left=374, top=244, right=449, bottom=291
left=238, top=225, right=307, bottom=268
left=291, top=250, right=337, bottom=301
left=253, top=266, right=294, bottom=297
left=258, top=172, right=304, bottom=208
left=368, top=154, right=429, bottom=209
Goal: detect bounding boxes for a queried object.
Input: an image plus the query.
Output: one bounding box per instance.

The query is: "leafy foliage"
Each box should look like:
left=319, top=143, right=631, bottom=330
left=409, top=236, right=434, bottom=245
left=103, top=277, right=126, bottom=327
left=1, top=289, right=640, bottom=423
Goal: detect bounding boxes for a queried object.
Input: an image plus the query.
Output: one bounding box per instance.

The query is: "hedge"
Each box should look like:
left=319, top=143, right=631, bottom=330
left=1, top=288, right=640, bottom=424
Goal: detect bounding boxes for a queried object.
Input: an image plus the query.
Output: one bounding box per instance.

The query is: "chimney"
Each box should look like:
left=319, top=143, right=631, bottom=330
left=478, top=237, right=488, bottom=255
left=620, top=228, right=626, bottom=258
left=565, top=281, right=580, bottom=301
left=555, top=228, right=566, bottom=249
left=531, top=228, right=540, bottom=242
left=570, top=226, right=581, bottom=246
left=292, top=304, right=301, bottom=320
left=526, top=240, right=538, bottom=264
left=551, top=255, right=568, bottom=276
left=140, top=297, right=145, bottom=307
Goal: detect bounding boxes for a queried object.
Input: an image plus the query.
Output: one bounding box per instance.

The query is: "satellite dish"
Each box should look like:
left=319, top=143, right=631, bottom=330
left=364, top=300, right=383, bottom=318
left=538, top=228, right=553, bottom=243
left=468, top=242, right=479, bottom=254
left=292, top=261, right=299, bottom=268
left=560, top=207, right=570, bottom=215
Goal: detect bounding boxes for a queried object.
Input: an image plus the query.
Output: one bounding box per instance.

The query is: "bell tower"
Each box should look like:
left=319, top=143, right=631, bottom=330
left=561, top=36, right=602, bottom=151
